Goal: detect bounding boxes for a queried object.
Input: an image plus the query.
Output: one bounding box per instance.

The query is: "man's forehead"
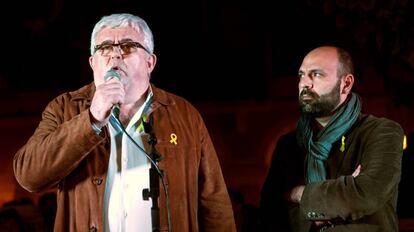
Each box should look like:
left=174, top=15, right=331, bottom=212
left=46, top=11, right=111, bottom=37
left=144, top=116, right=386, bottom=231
left=300, top=51, right=338, bottom=72
left=97, top=27, right=141, bottom=41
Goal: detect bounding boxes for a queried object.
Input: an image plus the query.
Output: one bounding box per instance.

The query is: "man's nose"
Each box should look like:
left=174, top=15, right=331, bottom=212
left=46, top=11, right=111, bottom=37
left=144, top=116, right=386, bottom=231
left=110, top=46, right=122, bottom=59
left=299, top=75, right=313, bottom=89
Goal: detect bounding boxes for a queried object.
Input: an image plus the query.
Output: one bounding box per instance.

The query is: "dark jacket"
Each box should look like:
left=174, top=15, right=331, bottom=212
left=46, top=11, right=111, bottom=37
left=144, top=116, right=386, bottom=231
left=260, top=114, right=403, bottom=232
left=14, top=83, right=236, bottom=232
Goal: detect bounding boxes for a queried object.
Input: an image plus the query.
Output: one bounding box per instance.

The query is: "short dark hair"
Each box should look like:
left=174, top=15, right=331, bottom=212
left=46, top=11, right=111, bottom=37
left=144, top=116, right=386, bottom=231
left=336, top=47, right=354, bottom=78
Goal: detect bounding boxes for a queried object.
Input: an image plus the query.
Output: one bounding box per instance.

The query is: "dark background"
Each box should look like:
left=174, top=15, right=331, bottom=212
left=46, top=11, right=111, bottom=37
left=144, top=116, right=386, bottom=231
left=0, top=0, right=413, bottom=104
left=1, top=0, right=414, bottom=231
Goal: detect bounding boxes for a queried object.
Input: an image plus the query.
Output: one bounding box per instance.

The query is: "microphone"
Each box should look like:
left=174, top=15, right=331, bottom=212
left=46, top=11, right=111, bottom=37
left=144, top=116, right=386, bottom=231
left=104, top=69, right=121, bottom=119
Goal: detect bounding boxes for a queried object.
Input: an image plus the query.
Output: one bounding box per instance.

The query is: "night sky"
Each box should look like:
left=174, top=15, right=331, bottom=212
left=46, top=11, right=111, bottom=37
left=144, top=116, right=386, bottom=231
left=1, top=0, right=412, bottom=105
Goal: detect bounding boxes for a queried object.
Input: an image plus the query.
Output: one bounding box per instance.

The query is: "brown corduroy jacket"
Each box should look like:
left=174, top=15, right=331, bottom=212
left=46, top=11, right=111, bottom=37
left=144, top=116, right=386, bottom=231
left=14, top=83, right=236, bottom=232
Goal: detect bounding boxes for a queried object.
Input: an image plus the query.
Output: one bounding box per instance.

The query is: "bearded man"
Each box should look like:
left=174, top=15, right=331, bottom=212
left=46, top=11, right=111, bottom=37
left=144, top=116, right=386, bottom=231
left=260, top=46, right=403, bottom=232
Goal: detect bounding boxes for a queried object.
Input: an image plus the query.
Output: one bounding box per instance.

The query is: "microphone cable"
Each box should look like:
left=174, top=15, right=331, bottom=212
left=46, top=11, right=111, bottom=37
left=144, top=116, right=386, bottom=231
left=109, top=113, right=172, bottom=232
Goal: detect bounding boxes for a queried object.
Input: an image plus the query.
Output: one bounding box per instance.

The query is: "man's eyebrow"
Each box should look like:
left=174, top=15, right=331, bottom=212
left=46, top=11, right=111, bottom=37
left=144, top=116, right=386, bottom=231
left=298, top=69, right=323, bottom=73
left=309, top=69, right=326, bottom=74
left=118, top=38, right=135, bottom=43
left=97, top=38, right=135, bottom=44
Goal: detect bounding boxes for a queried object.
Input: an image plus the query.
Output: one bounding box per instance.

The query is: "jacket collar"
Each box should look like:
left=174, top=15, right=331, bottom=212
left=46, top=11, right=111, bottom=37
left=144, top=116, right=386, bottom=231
left=150, top=83, right=174, bottom=106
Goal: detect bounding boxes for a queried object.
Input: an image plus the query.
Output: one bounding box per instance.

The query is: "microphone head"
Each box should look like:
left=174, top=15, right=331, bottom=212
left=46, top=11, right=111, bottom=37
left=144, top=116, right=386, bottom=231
left=104, top=68, right=121, bottom=81
left=105, top=68, right=121, bottom=120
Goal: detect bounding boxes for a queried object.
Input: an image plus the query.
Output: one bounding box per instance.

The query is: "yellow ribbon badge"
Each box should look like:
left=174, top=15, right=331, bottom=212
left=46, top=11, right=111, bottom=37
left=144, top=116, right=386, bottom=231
left=170, top=133, right=178, bottom=145
left=340, top=135, right=346, bottom=152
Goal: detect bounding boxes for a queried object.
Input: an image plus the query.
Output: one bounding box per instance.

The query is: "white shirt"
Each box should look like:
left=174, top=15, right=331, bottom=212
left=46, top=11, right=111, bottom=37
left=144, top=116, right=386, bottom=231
left=104, top=90, right=153, bottom=232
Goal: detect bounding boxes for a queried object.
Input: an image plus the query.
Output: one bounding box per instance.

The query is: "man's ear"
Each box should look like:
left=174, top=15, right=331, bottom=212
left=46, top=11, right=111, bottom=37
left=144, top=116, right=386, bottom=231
left=342, top=74, right=354, bottom=94
left=147, top=53, right=157, bottom=73
left=89, top=56, right=94, bottom=69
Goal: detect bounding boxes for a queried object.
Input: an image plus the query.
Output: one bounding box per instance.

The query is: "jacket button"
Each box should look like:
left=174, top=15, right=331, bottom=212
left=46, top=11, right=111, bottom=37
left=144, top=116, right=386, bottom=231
left=307, top=211, right=317, bottom=218
left=92, top=177, right=103, bottom=185
left=89, top=226, right=97, bottom=232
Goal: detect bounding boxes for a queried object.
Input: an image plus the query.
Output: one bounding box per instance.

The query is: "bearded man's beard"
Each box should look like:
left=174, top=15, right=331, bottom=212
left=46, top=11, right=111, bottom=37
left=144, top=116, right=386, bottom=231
left=298, top=80, right=341, bottom=117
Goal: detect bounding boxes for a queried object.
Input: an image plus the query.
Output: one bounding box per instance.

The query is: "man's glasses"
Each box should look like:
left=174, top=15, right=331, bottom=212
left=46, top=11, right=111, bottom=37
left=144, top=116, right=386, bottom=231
left=94, top=41, right=150, bottom=56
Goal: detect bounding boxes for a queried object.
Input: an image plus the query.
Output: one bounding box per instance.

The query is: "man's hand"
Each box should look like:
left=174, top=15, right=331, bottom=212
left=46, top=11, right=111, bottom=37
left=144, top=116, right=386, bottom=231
left=352, top=165, right=361, bottom=177
left=314, top=220, right=333, bottom=227
left=287, top=185, right=305, bottom=203
left=90, top=78, right=125, bottom=127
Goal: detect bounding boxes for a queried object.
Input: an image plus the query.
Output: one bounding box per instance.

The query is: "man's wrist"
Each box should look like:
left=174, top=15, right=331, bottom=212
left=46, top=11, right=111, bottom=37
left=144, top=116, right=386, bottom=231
left=89, top=110, right=103, bottom=135
left=91, top=121, right=102, bottom=135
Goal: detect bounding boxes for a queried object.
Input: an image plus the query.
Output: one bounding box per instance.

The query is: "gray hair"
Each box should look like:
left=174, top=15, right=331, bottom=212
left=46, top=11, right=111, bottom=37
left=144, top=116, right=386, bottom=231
left=90, top=13, right=154, bottom=55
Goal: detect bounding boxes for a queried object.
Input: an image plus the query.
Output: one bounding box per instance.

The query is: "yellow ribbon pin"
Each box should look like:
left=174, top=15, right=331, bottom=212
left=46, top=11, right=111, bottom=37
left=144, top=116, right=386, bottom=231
left=340, top=135, right=346, bottom=152
left=135, top=114, right=148, bottom=133
left=170, top=133, right=178, bottom=145
left=136, top=121, right=144, bottom=133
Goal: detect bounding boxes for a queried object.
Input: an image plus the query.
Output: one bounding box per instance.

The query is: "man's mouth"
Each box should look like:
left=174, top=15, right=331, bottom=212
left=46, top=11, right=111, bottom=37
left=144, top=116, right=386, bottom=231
left=300, top=94, right=313, bottom=100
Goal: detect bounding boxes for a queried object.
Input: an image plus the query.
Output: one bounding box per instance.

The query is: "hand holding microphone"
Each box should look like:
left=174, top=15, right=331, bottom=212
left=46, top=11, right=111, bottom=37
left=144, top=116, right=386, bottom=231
left=90, top=68, right=125, bottom=127
left=104, top=69, right=122, bottom=119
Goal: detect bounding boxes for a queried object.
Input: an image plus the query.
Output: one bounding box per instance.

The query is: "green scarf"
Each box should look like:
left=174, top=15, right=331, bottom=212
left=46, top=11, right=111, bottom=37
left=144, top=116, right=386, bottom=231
left=297, top=93, right=361, bottom=183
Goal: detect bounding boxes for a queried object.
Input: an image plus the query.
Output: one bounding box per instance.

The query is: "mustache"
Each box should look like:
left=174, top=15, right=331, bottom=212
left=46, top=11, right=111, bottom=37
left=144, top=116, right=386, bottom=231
left=300, top=88, right=319, bottom=98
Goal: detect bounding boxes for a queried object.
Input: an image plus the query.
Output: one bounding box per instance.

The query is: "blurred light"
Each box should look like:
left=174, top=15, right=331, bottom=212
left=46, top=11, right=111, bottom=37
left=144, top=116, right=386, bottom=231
left=403, top=135, right=407, bottom=150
